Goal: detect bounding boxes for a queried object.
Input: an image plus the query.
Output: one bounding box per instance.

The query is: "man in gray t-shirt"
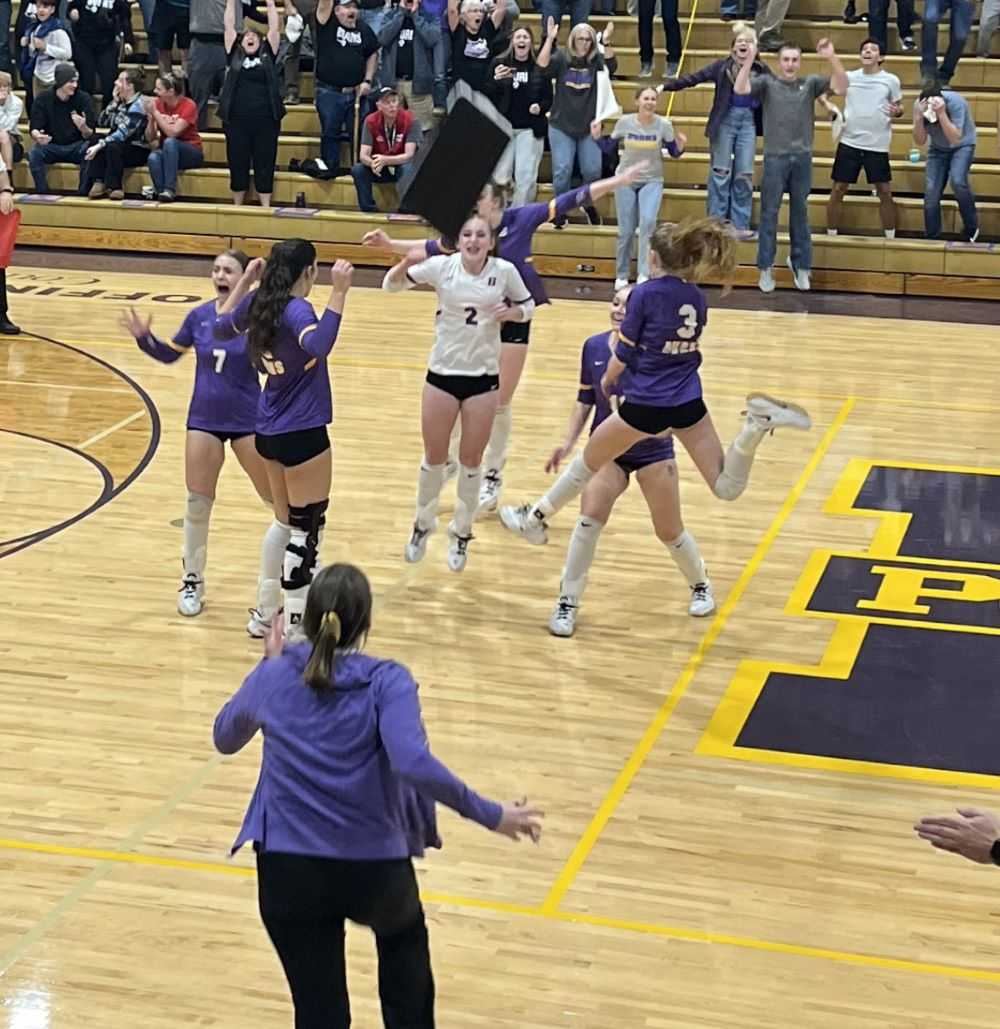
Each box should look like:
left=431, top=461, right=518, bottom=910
left=735, top=39, right=847, bottom=293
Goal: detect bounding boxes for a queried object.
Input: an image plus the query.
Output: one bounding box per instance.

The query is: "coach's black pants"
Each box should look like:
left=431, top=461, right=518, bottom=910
left=256, top=850, right=435, bottom=1029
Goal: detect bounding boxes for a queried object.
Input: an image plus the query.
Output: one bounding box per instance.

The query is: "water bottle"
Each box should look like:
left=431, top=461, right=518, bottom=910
left=908, top=147, right=922, bottom=164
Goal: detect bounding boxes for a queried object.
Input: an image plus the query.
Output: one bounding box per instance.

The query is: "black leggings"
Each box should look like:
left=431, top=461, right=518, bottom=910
left=73, top=38, right=119, bottom=102
left=225, top=117, right=281, bottom=195
left=256, top=850, right=435, bottom=1029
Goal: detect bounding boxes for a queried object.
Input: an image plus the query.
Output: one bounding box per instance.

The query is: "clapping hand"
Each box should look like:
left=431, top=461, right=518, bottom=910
left=495, top=798, right=544, bottom=843
left=70, top=111, right=87, bottom=131
left=816, top=37, right=836, bottom=59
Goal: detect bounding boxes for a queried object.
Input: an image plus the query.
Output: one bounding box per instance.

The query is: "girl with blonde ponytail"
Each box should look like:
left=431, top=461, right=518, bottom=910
left=500, top=217, right=813, bottom=555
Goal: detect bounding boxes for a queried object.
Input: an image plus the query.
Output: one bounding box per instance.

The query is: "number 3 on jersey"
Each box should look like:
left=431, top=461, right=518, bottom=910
left=663, top=304, right=700, bottom=354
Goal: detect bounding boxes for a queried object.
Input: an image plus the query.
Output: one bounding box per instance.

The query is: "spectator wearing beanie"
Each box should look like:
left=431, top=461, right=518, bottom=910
left=84, top=68, right=151, bottom=200
left=20, top=0, right=73, bottom=101
left=351, top=85, right=421, bottom=212
left=0, top=72, right=25, bottom=172
left=219, top=0, right=284, bottom=206
left=27, top=63, right=96, bottom=193
left=376, top=0, right=441, bottom=132
left=147, top=72, right=204, bottom=201
left=66, top=0, right=135, bottom=104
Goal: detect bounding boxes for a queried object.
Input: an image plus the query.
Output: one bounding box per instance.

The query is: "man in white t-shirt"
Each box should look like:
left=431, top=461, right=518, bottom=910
left=826, top=38, right=903, bottom=239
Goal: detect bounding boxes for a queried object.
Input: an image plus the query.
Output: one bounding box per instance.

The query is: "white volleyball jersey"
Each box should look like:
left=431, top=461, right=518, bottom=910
left=406, top=254, right=533, bottom=376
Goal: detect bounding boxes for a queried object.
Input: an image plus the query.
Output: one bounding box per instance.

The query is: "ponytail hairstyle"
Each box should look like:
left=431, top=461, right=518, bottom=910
left=302, top=563, right=373, bottom=693
left=478, top=179, right=509, bottom=217
left=649, top=217, right=738, bottom=288
left=156, top=72, right=183, bottom=96
left=247, top=238, right=316, bottom=369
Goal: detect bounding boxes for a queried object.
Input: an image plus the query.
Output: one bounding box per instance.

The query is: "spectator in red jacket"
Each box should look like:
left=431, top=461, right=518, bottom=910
left=351, top=85, right=422, bottom=212
left=147, top=72, right=205, bottom=201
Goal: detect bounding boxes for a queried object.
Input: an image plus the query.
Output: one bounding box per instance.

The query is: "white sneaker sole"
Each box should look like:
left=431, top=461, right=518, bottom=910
left=499, top=505, right=548, bottom=545
left=549, top=619, right=576, bottom=637
left=746, top=392, right=812, bottom=431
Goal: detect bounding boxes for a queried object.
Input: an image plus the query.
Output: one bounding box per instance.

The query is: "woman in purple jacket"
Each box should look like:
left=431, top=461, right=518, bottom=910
left=659, top=22, right=770, bottom=231
left=215, top=562, right=542, bottom=1029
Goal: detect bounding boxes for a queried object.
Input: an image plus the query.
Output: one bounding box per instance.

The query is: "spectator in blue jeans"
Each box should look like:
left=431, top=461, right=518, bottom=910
left=913, top=85, right=978, bottom=241
left=920, top=0, right=973, bottom=86
left=536, top=21, right=616, bottom=226
left=147, top=74, right=205, bottom=201
left=27, top=64, right=96, bottom=193
left=660, top=22, right=769, bottom=231
left=538, top=0, right=590, bottom=31
left=610, top=86, right=685, bottom=288
left=351, top=86, right=421, bottom=211
left=313, top=0, right=379, bottom=173
left=735, top=38, right=846, bottom=293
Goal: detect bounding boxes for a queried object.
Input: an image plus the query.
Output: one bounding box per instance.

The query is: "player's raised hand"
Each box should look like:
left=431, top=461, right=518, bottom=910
left=816, top=37, right=836, bottom=59
left=120, top=306, right=152, bottom=339
left=330, top=260, right=354, bottom=293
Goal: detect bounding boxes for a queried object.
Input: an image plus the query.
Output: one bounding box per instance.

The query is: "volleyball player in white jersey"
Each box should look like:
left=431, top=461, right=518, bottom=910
left=383, top=213, right=534, bottom=572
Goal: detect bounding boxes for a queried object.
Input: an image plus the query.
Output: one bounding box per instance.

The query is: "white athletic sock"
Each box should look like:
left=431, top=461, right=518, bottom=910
left=826, top=227, right=838, bottom=236
left=183, top=492, right=213, bottom=579
left=535, top=454, right=596, bottom=519
left=416, top=462, right=447, bottom=529
left=257, top=518, right=290, bottom=617
left=713, top=417, right=768, bottom=501
left=560, top=516, right=604, bottom=600
left=283, top=528, right=309, bottom=629
left=447, top=419, right=461, bottom=466
left=664, top=530, right=708, bottom=587
left=884, top=228, right=896, bottom=239
left=454, top=464, right=481, bottom=537
left=484, top=404, right=512, bottom=473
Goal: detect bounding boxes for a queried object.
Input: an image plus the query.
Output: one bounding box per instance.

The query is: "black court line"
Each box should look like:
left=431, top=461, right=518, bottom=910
left=0, top=332, right=161, bottom=559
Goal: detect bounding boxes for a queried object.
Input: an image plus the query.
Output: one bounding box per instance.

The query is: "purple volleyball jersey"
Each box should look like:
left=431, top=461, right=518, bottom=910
left=581, top=332, right=675, bottom=464
left=217, top=295, right=343, bottom=436
left=138, top=299, right=260, bottom=435
left=616, top=276, right=708, bottom=407
left=427, top=184, right=593, bottom=306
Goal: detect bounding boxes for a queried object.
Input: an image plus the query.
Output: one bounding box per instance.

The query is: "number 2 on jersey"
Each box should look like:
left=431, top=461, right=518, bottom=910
left=464, top=307, right=478, bottom=326
left=212, top=348, right=227, bottom=373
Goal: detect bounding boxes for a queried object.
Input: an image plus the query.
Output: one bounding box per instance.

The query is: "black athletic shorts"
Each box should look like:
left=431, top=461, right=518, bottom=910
left=255, top=426, right=330, bottom=467
left=831, top=143, right=891, bottom=185
left=425, top=370, right=500, bottom=401
left=152, top=2, right=192, bottom=51
left=189, top=426, right=254, bottom=444
left=618, top=396, right=707, bottom=435
left=500, top=320, right=531, bottom=345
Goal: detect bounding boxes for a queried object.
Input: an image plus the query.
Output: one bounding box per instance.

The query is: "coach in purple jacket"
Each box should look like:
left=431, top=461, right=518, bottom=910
left=215, top=561, right=542, bottom=1028
left=659, top=21, right=771, bottom=230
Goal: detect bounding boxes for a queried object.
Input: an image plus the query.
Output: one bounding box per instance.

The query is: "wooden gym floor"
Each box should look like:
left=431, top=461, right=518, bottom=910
left=3, top=263, right=1000, bottom=1027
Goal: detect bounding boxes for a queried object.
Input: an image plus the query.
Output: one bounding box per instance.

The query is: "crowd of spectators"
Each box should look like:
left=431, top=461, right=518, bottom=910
left=0, top=0, right=993, bottom=276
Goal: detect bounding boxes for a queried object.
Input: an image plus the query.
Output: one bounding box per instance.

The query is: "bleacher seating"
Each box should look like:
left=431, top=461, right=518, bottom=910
left=8, top=0, right=1000, bottom=296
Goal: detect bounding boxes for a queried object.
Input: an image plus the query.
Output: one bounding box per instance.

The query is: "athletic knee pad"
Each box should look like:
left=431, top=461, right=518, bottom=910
left=288, top=499, right=329, bottom=541
left=283, top=500, right=329, bottom=590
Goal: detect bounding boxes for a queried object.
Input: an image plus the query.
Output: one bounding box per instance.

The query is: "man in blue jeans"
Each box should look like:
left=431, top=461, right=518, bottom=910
left=314, top=0, right=380, bottom=173
left=734, top=38, right=847, bottom=293
left=913, top=84, right=978, bottom=242
left=920, top=0, right=973, bottom=86
left=27, top=64, right=96, bottom=194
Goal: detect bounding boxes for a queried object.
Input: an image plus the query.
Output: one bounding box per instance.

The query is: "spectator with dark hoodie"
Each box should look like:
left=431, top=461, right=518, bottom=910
left=84, top=68, right=151, bottom=199
left=28, top=63, right=95, bottom=192
left=20, top=0, right=73, bottom=105
left=659, top=21, right=771, bottom=232
left=66, top=0, right=134, bottom=104
left=483, top=23, right=554, bottom=206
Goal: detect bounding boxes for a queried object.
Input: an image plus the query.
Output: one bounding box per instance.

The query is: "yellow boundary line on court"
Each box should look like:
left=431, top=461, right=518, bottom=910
left=540, top=397, right=856, bottom=913
left=3, top=833, right=1000, bottom=984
